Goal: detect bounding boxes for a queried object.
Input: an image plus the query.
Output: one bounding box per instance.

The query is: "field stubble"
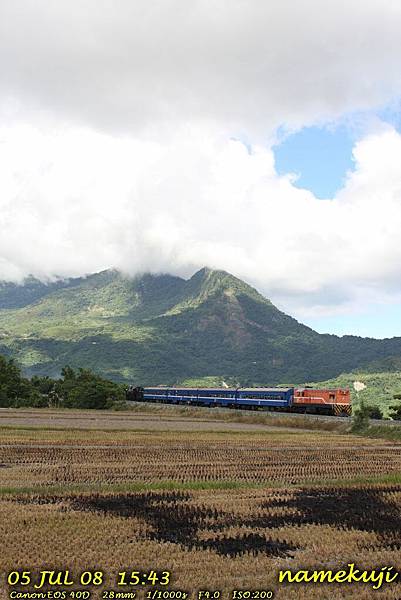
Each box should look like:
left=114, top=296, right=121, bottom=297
left=1, top=410, right=401, bottom=599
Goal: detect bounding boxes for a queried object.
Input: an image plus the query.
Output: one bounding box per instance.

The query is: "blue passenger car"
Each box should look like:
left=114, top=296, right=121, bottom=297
left=143, top=387, right=169, bottom=402
left=237, top=387, right=293, bottom=409
left=145, top=387, right=238, bottom=406
left=166, top=387, right=202, bottom=404
left=142, top=386, right=293, bottom=409
left=191, top=387, right=237, bottom=407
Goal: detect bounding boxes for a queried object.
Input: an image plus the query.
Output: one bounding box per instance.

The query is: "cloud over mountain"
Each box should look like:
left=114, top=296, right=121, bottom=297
left=1, top=1, right=401, bottom=320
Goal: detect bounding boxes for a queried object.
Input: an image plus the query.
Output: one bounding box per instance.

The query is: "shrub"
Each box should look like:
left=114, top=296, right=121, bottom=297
left=351, top=400, right=371, bottom=432
left=56, top=366, right=125, bottom=409
left=389, top=402, right=401, bottom=420
left=366, top=405, right=383, bottom=420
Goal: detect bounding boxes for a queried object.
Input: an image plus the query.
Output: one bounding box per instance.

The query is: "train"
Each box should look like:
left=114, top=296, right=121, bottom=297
left=126, top=385, right=352, bottom=416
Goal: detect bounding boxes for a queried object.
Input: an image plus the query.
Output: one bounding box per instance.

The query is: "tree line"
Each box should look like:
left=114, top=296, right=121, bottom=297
left=0, top=354, right=125, bottom=409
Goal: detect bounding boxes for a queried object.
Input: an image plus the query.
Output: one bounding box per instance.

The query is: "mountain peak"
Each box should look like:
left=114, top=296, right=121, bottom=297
left=188, top=267, right=271, bottom=305
left=2, top=265, right=401, bottom=386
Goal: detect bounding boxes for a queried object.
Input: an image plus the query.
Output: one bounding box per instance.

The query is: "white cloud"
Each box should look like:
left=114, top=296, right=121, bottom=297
left=1, top=121, right=401, bottom=320
left=2, top=1, right=401, bottom=322
left=1, top=0, right=401, bottom=136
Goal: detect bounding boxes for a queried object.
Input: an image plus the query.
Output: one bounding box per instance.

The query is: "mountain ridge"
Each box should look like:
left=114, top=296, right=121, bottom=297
left=1, top=267, right=401, bottom=385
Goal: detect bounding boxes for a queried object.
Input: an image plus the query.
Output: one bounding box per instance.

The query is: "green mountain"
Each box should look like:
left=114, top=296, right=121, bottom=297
left=1, top=267, right=401, bottom=386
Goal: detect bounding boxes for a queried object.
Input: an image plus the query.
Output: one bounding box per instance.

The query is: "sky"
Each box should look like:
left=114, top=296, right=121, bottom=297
left=1, top=1, right=401, bottom=338
left=274, top=125, right=356, bottom=199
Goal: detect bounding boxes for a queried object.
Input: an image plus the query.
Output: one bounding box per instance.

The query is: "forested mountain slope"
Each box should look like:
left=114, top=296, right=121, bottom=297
left=1, top=267, right=401, bottom=385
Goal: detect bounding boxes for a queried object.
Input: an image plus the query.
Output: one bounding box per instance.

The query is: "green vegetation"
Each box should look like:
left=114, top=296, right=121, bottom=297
left=310, top=367, right=401, bottom=417
left=350, top=401, right=371, bottom=432
left=0, top=354, right=124, bottom=409
left=0, top=480, right=255, bottom=497
left=179, top=375, right=240, bottom=387
left=1, top=267, right=401, bottom=389
left=389, top=397, right=401, bottom=420
left=53, top=366, right=125, bottom=409
left=0, top=355, right=43, bottom=407
left=7, top=473, right=401, bottom=498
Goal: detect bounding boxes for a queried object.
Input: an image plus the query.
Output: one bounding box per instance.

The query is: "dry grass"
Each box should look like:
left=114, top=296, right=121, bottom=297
left=2, top=486, right=401, bottom=599
left=0, top=405, right=350, bottom=432
left=1, top=410, right=401, bottom=599
left=1, top=428, right=400, bottom=491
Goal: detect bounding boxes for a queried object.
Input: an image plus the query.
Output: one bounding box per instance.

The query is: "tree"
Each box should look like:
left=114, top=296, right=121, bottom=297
left=351, top=400, right=371, bottom=432
left=389, top=393, right=401, bottom=420
left=0, top=355, right=38, bottom=407
left=365, top=405, right=382, bottom=420
left=390, top=403, right=401, bottom=420
left=30, top=375, right=59, bottom=407
left=56, top=366, right=124, bottom=409
left=0, top=355, right=125, bottom=409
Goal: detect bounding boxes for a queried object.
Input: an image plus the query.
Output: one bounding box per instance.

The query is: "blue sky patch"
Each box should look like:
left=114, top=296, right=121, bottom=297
left=303, top=302, right=401, bottom=339
left=273, top=124, right=356, bottom=199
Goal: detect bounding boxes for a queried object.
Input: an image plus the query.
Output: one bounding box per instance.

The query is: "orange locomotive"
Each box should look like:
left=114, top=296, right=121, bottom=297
left=293, top=387, right=351, bottom=416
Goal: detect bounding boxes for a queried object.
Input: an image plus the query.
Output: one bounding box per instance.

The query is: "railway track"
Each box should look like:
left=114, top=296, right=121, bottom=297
left=127, top=400, right=351, bottom=422
left=128, top=400, right=400, bottom=426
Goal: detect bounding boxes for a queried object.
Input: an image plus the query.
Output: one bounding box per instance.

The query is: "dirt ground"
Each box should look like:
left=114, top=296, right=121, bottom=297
left=1, top=409, right=401, bottom=599
left=0, top=407, right=302, bottom=431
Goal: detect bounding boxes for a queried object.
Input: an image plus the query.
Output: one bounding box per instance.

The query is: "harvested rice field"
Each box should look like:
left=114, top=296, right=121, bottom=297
left=1, top=408, right=401, bottom=599
left=0, top=407, right=288, bottom=432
